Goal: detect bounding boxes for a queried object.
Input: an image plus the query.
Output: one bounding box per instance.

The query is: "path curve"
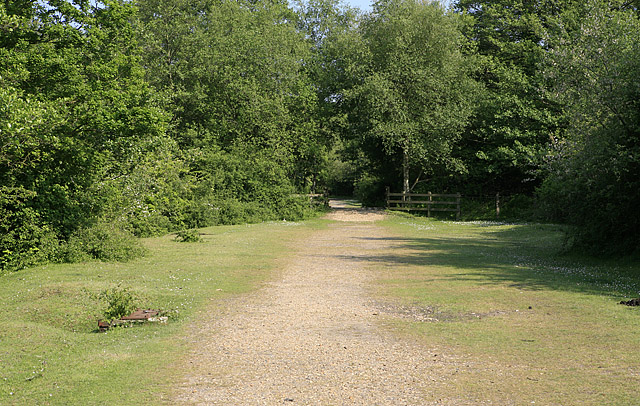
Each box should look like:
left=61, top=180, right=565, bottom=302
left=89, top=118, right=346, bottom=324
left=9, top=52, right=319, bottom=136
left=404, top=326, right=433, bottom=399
left=174, top=201, right=453, bottom=405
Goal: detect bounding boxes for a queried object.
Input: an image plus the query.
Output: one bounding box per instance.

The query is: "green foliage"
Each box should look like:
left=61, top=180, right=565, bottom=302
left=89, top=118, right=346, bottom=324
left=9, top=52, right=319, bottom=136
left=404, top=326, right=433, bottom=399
left=95, top=136, right=194, bottom=237
left=0, top=0, right=171, bottom=268
left=97, top=286, right=141, bottom=321
left=321, top=144, right=358, bottom=196
left=190, top=148, right=322, bottom=224
left=452, top=0, right=571, bottom=195
left=499, top=194, right=535, bottom=220
left=459, top=193, right=536, bottom=222
left=133, top=0, right=330, bottom=226
left=2, top=0, right=637, bottom=269
left=353, top=172, right=386, bottom=207
left=137, top=0, right=326, bottom=185
left=62, top=222, right=147, bottom=263
left=539, top=0, right=640, bottom=255
left=0, top=187, right=59, bottom=273
left=337, top=0, right=479, bottom=196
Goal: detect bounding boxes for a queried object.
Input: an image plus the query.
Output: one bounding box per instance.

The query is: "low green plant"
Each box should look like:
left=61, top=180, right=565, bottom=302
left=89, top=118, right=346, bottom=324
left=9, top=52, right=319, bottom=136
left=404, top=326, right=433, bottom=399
left=98, top=286, right=140, bottom=321
left=174, top=229, right=201, bottom=242
left=354, top=172, right=386, bottom=207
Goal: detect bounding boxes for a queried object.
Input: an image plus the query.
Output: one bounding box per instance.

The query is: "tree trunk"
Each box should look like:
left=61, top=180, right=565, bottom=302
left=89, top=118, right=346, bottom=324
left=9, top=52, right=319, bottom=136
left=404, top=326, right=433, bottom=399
left=403, top=147, right=410, bottom=195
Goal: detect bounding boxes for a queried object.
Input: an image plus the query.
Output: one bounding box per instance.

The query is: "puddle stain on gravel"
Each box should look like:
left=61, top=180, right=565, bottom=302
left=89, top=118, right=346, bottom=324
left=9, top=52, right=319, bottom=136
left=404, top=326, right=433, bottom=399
left=372, top=301, right=511, bottom=323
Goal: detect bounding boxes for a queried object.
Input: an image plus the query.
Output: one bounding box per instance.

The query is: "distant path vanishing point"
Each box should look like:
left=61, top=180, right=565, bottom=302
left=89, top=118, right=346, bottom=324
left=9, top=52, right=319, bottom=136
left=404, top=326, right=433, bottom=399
left=174, top=200, right=456, bottom=405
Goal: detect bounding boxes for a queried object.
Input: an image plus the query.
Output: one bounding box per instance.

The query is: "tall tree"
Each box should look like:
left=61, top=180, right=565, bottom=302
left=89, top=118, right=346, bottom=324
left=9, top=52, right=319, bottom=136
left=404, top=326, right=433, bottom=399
left=539, top=0, right=640, bottom=254
left=452, top=0, right=573, bottom=195
left=293, top=0, right=361, bottom=193
left=137, top=0, right=325, bottom=191
left=344, top=0, right=478, bottom=197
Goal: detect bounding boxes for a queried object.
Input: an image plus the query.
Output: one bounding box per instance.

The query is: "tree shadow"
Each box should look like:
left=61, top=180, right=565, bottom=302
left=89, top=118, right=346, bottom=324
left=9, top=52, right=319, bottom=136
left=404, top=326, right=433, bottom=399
left=346, top=227, right=640, bottom=298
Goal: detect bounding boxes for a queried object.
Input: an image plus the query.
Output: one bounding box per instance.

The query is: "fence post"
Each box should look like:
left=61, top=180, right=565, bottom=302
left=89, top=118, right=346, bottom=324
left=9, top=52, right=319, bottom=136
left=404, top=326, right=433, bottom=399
left=496, top=192, right=500, bottom=219
left=427, top=191, right=432, bottom=217
left=386, top=186, right=390, bottom=209
left=456, top=193, right=461, bottom=220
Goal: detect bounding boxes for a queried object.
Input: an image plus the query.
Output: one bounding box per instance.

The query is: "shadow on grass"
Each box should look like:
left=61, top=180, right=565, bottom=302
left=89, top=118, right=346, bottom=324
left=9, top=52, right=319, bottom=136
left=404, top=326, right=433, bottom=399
left=347, top=227, right=640, bottom=298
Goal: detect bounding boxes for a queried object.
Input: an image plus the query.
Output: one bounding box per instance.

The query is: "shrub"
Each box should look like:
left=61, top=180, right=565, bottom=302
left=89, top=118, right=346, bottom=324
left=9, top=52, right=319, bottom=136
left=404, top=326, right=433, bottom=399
left=354, top=173, right=386, bottom=207
left=98, top=286, right=140, bottom=321
left=277, top=194, right=326, bottom=220
left=174, top=229, right=201, bottom=242
left=127, top=210, right=173, bottom=238
left=460, top=197, right=496, bottom=221
left=0, top=187, right=59, bottom=273
left=501, top=194, right=535, bottom=221
left=62, top=222, right=147, bottom=262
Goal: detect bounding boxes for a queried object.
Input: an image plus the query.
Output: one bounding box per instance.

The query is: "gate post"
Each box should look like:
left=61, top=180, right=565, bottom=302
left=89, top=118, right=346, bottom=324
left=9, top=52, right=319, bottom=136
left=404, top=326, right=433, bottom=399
left=386, top=186, right=390, bottom=209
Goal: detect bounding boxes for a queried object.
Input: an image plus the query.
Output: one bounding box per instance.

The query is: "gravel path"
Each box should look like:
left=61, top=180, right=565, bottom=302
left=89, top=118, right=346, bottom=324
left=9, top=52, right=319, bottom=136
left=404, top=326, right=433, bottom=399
left=174, top=201, right=456, bottom=405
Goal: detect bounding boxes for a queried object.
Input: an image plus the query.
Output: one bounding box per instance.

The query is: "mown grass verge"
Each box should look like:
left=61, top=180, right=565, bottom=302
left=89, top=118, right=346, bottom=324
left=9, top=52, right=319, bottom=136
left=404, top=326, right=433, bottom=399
left=0, top=220, right=325, bottom=405
left=374, top=214, right=640, bottom=405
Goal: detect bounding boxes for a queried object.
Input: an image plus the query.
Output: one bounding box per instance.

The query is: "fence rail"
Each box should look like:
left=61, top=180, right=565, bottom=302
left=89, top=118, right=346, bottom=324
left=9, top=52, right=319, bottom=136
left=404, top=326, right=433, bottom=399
left=386, top=187, right=461, bottom=219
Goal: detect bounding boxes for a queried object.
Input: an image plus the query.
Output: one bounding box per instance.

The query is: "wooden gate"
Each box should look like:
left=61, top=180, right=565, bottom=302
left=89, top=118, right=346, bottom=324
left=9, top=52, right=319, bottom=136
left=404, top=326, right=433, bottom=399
left=386, top=187, right=461, bottom=220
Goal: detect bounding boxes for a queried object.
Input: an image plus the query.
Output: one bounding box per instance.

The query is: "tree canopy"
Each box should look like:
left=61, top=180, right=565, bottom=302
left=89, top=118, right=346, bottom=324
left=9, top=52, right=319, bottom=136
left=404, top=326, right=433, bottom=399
left=1, top=0, right=639, bottom=273
left=350, top=0, right=478, bottom=195
left=538, top=0, right=640, bottom=254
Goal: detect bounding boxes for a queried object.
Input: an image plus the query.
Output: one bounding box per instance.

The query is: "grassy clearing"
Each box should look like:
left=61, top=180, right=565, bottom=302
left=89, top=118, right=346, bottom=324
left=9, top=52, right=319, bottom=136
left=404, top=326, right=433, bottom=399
left=373, top=214, right=640, bottom=404
left=0, top=219, right=325, bottom=405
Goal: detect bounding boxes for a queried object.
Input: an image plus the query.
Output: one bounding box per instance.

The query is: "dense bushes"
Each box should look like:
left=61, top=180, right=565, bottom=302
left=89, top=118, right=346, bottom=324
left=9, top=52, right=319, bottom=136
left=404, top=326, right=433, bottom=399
left=354, top=173, right=387, bottom=207
left=62, top=222, right=148, bottom=263
left=538, top=131, right=640, bottom=256
left=538, top=2, right=640, bottom=256
left=0, top=187, right=59, bottom=273
left=0, top=1, right=325, bottom=274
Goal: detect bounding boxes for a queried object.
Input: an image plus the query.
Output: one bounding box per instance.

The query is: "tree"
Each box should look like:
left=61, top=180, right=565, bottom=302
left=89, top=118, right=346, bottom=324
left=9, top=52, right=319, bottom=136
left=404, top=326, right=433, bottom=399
left=345, top=0, right=478, bottom=196
left=452, top=0, right=573, bottom=195
left=539, top=0, right=640, bottom=255
left=0, top=0, right=169, bottom=270
left=138, top=0, right=319, bottom=157
left=136, top=0, right=328, bottom=221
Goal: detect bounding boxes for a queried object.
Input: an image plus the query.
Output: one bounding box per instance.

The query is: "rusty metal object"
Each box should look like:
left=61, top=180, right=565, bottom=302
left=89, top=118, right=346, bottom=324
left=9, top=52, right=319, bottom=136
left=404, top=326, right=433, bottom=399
left=121, top=309, right=160, bottom=320
left=98, top=308, right=167, bottom=331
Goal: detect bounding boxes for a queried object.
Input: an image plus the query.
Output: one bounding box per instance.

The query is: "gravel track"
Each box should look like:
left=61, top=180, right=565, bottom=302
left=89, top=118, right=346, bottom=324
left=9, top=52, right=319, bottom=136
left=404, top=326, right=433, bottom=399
left=174, top=202, right=457, bottom=405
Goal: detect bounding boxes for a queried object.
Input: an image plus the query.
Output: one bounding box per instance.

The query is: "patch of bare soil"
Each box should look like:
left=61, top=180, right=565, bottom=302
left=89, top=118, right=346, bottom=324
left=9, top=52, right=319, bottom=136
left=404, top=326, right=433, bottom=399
left=172, top=201, right=461, bottom=405
left=372, top=302, right=508, bottom=323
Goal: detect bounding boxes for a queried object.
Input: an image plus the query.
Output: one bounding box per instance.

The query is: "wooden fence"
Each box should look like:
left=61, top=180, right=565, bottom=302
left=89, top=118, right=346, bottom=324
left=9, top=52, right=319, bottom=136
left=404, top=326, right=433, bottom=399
left=385, top=187, right=461, bottom=220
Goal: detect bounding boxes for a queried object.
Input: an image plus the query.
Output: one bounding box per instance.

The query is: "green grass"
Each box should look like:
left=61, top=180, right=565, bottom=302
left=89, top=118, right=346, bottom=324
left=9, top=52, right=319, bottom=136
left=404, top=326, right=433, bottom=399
left=374, top=215, right=640, bottom=404
left=3, top=212, right=639, bottom=404
left=0, top=219, right=326, bottom=405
